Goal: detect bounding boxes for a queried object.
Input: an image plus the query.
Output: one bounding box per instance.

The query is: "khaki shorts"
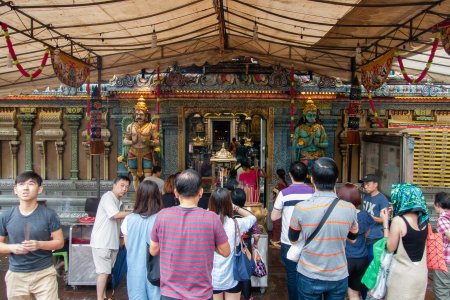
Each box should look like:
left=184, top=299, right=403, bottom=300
left=5, top=265, right=59, bottom=300
left=91, top=247, right=118, bottom=274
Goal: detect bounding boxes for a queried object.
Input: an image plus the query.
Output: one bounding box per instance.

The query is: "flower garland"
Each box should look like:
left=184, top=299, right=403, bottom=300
left=154, top=66, right=161, bottom=154
left=396, top=31, right=440, bottom=84
left=1, top=22, right=49, bottom=79
left=289, top=66, right=295, bottom=141
left=368, top=91, right=384, bottom=128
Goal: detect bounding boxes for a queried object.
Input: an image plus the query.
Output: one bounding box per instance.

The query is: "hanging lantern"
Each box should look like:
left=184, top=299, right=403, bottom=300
left=252, top=21, right=258, bottom=42
left=151, top=28, right=158, bottom=48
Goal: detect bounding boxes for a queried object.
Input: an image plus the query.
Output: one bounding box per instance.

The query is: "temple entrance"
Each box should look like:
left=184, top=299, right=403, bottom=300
left=183, top=109, right=272, bottom=206
left=212, top=121, right=231, bottom=151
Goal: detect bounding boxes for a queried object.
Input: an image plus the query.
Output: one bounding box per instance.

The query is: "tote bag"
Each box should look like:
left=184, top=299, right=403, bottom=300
left=426, top=223, right=448, bottom=272
left=233, top=219, right=254, bottom=281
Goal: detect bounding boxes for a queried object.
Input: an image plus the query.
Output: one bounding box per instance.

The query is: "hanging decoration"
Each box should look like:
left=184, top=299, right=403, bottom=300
left=361, top=48, right=396, bottom=91
left=368, top=92, right=384, bottom=128
left=86, top=54, right=92, bottom=139
left=440, top=23, right=450, bottom=56
left=90, top=86, right=102, bottom=140
left=1, top=22, right=49, bottom=79
left=289, top=66, right=295, bottom=141
left=89, top=86, right=104, bottom=154
left=154, top=66, right=162, bottom=155
left=50, top=47, right=90, bottom=88
left=396, top=31, right=440, bottom=84
left=347, top=75, right=362, bottom=144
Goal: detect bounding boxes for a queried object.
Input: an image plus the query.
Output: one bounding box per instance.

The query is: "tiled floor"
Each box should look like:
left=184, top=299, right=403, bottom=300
left=0, top=246, right=438, bottom=300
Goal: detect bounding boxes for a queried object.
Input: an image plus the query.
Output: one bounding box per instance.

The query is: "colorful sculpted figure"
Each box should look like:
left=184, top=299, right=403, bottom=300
left=123, top=98, right=159, bottom=191
left=294, top=98, right=329, bottom=169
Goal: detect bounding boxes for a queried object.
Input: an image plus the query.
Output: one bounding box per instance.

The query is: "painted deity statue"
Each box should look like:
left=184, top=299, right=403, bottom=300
left=294, top=99, right=329, bottom=169
left=123, top=98, right=159, bottom=191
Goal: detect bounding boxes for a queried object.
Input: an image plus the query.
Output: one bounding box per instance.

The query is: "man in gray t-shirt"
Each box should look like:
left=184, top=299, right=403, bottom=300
left=289, top=158, right=358, bottom=299
left=0, top=171, right=64, bottom=300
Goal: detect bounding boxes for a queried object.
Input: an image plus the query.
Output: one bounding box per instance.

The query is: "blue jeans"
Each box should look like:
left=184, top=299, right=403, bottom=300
left=281, top=243, right=298, bottom=300
left=297, top=272, right=348, bottom=300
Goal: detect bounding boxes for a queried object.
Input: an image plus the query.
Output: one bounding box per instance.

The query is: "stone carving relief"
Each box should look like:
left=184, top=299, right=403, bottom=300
left=35, top=109, right=65, bottom=179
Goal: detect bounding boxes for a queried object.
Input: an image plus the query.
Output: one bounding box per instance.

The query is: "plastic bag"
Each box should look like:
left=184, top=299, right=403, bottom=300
left=367, top=249, right=393, bottom=300
left=361, top=238, right=387, bottom=290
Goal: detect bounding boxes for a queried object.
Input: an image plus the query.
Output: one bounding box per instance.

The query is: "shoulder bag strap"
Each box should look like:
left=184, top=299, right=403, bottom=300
left=304, top=197, right=340, bottom=247
left=233, top=218, right=245, bottom=251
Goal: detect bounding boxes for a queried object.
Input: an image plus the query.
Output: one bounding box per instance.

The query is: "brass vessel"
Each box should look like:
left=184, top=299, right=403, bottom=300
left=243, top=202, right=267, bottom=231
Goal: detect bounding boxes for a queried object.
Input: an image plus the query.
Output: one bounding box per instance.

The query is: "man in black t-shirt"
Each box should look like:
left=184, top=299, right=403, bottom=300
left=0, top=171, right=64, bottom=300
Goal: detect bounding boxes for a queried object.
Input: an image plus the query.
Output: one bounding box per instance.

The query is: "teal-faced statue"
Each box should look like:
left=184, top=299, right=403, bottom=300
left=294, top=99, right=329, bottom=166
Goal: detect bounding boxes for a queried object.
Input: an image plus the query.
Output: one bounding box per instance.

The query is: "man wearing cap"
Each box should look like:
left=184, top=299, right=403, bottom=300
left=360, top=174, right=389, bottom=261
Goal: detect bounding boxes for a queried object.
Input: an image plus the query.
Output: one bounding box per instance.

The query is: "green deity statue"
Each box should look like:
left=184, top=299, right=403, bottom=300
left=294, top=98, right=329, bottom=169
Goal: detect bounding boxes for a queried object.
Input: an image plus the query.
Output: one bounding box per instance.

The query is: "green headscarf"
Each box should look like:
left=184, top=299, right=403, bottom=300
left=390, top=183, right=429, bottom=227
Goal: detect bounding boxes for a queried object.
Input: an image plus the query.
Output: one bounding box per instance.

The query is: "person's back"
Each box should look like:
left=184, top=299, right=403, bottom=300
left=150, top=169, right=229, bottom=300
left=121, top=180, right=162, bottom=299
left=289, top=158, right=358, bottom=299
left=294, top=196, right=357, bottom=280
left=271, top=161, right=314, bottom=300
left=154, top=205, right=226, bottom=299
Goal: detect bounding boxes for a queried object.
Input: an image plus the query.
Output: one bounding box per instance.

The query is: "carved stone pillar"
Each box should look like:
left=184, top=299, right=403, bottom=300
left=82, top=142, right=93, bottom=180
left=35, top=109, right=65, bottom=179
left=17, top=108, right=37, bottom=172
left=10, top=141, right=20, bottom=178
left=322, top=116, right=339, bottom=159
left=55, top=141, right=65, bottom=179
left=35, top=141, right=46, bottom=178
left=103, top=141, right=112, bottom=180
left=111, top=114, right=129, bottom=177
left=65, top=108, right=83, bottom=180
left=0, top=108, right=20, bottom=178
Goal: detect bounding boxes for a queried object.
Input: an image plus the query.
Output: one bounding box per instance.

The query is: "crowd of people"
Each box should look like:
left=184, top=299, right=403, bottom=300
left=0, top=159, right=449, bottom=300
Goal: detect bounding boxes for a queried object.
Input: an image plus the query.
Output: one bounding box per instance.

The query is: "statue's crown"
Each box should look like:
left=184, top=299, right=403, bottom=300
left=134, top=95, right=148, bottom=112
left=303, top=98, right=317, bottom=114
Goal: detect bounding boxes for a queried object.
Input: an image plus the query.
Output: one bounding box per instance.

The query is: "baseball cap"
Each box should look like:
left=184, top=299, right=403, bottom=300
left=358, top=174, right=380, bottom=183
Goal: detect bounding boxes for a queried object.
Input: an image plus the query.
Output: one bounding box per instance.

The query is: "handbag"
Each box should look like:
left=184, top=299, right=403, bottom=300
left=286, top=197, right=339, bottom=262
left=252, top=248, right=267, bottom=277
left=146, top=243, right=160, bottom=286
left=233, top=219, right=255, bottom=281
left=426, top=223, right=448, bottom=272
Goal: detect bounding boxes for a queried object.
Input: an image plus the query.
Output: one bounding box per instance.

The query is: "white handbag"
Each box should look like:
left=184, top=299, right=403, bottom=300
left=286, top=240, right=305, bottom=262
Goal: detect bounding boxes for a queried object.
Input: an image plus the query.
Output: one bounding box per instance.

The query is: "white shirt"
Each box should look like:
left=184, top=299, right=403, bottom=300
left=212, top=215, right=256, bottom=290
left=90, top=191, right=123, bottom=249
left=273, top=184, right=314, bottom=245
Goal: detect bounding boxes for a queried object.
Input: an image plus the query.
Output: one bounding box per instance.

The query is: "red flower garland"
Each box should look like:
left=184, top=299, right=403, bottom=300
left=368, top=91, right=384, bottom=128
left=397, top=31, right=440, bottom=84
left=289, top=66, right=295, bottom=141
left=1, top=22, right=49, bottom=79
left=156, top=65, right=161, bottom=133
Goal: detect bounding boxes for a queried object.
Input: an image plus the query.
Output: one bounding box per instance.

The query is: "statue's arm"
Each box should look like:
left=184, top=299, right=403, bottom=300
left=148, top=124, right=160, bottom=147
left=315, top=127, right=329, bottom=148
left=123, top=124, right=133, bottom=146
